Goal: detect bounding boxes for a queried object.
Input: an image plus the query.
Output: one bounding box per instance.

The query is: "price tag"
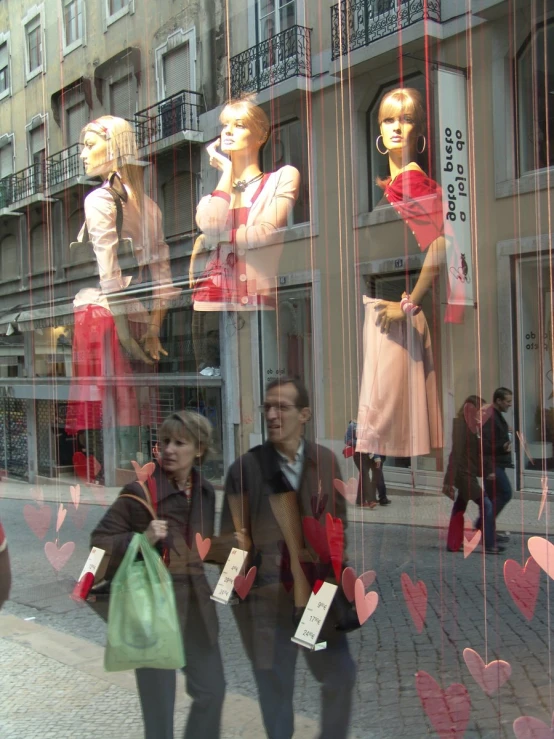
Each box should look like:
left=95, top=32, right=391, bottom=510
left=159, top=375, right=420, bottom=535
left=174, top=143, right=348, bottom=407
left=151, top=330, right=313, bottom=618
left=210, top=547, right=249, bottom=604
left=291, top=582, right=337, bottom=650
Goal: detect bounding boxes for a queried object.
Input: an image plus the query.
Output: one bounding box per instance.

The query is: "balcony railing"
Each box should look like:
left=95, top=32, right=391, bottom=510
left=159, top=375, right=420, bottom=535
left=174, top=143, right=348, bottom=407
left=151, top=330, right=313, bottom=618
left=46, top=143, right=86, bottom=189
left=230, top=25, right=312, bottom=98
left=331, top=0, right=441, bottom=60
left=135, top=90, right=204, bottom=149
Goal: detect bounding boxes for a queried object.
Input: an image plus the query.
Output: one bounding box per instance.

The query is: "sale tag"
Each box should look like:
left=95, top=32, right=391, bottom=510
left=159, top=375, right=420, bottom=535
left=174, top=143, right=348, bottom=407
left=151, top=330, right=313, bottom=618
left=291, top=582, right=337, bottom=650
left=211, top=547, right=249, bottom=604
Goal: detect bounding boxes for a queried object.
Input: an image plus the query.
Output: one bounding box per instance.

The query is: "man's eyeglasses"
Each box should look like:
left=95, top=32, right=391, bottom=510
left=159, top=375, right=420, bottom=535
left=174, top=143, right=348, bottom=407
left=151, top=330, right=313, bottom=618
left=259, top=403, right=298, bottom=415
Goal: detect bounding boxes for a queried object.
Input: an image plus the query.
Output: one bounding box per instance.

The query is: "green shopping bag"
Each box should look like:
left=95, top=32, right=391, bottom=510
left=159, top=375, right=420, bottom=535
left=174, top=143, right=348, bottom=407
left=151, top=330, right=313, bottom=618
left=104, top=533, right=185, bottom=672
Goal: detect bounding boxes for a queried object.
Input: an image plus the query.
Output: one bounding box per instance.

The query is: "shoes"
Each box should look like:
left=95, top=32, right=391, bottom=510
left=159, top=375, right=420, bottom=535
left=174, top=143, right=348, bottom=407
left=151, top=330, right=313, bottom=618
left=447, top=547, right=461, bottom=553
left=484, top=545, right=506, bottom=555
left=496, top=533, right=510, bottom=544
left=359, top=501, right=377, bottom=509
left=379, top=497, right=391, bottom=505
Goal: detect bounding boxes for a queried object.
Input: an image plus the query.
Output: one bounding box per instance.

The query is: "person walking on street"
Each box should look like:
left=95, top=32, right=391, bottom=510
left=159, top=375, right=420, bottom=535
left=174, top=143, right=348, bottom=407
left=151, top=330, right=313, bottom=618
left=344, top=421, right=391, bottom=508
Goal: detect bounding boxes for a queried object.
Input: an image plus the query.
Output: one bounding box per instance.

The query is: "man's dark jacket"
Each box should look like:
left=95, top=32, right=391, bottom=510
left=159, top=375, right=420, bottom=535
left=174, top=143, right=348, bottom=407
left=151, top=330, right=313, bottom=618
left=482, top=407, right=512, bottom=470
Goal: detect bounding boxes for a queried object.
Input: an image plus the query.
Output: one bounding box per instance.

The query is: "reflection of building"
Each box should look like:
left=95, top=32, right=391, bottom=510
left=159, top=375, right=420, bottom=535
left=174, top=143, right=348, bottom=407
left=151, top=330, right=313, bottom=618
left=0, top=0, right=551, bottom=500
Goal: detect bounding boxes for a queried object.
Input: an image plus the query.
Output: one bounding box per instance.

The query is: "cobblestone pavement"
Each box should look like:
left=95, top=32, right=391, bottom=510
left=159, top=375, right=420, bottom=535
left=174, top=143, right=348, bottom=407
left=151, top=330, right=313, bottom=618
left=1, top=486, right=554, bottom=737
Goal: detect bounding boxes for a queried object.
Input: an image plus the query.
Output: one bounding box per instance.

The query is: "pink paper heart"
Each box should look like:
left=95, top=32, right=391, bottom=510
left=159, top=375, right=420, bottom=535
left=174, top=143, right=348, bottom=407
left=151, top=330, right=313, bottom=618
left=463, top=648, right=511, bottom=695
left=131, top=461, right=156, bottom=482
left=504, top=557, right=541, bottom=621
left=529, top=536, right=554, bottom=580
left=539, top=476, right=548, bottom=521
left=416, top=670, right=471, bottom=739
left=513, top=713, right=554, bottom=739
left=342, top=567, right=376, bottom=603
left=234, top=566, right=257, bottom=600
left=401, top=573, right=427, bottom=633
left=56, top=504, right=67, bottom=533
left=23, top=504, right=52, bottom=540
left=302, top=517, right=330, bottom=563
left=333, top=478, right=358, bottom=506
left=70, top=484, right=80, bottom=510
left=68, top=505, right=88, bottom=530
left=354, top=578, right=378, bottom=625
left=325, top=513, right=344, bottom=582
left=195, top=533, right=211, bottom=561
left=44, top=541, right=75, bottom=571
left=464, top=528, right=481, bottom=558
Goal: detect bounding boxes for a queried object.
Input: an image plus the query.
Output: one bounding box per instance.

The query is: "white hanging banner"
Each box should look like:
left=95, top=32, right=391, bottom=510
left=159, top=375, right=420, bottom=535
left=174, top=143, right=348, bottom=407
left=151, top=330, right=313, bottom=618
left=436, top=67, right=474, bottom=306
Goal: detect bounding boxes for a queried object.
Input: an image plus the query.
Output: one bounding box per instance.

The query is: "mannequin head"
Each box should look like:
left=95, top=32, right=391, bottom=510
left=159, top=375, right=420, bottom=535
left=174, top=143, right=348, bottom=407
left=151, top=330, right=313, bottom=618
left=219, top=99, right=270, bottom=156
left=378, top=88, right=426, bottom=156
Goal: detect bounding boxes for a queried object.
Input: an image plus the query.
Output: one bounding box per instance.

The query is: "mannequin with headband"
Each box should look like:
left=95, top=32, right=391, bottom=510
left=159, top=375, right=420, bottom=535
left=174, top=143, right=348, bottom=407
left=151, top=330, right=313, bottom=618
left=356, top=88, right=463, bottom=459
left=65, top=115, right=178, bottom=474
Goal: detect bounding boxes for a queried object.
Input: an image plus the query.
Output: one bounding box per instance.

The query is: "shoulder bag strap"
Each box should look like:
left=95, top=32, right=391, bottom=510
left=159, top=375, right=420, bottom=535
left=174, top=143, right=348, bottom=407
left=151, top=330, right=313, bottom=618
left=119, top=483, right=157, bottom=520
left=81, top=184, right=124, bottom=244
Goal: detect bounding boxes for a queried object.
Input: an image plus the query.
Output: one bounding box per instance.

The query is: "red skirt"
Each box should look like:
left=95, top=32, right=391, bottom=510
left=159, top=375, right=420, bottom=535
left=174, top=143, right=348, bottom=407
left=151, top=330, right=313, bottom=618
left=65, top=305, right=139, bottom=433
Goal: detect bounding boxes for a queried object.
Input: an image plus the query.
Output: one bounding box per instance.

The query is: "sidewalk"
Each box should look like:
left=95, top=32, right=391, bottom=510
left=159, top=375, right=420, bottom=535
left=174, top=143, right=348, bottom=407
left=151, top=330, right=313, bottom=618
left=1, top=475, right=551, bottom=535
left=0, top=613, right=321, bottom=739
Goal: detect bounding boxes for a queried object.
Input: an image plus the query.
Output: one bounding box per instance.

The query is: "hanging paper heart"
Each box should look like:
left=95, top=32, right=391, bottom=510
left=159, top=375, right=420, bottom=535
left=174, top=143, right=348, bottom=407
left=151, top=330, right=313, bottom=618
left=310, top=493, right=328, bottom=520
left=354, top=578, right=378, bottom=625
left=333, top=478, right=358, bottom=506
left=234, top=566, right=257, bottom=600
left=325, top=513, right=344, bottom=582
left=463, top=528, right=481, bottom=558
left=416, top=670, right=471, bottom=739
left=302, top=517, right=330, bottom=563
left=513, top=713, right=554, bottom=739
left=528, top=536, right=554, bottom=580
left=44, top=540, right=75, bottom=572
left=342, top=567, right=376, bottom=603
left=313, top=579, right=325, bottom=594
left=539, top=476, right=549, bottom=521
left=23, top=504, right=52, bottom=540
left=70, top=484, right=81, bottom=510
left=463, top=648, right=511, bottom=695
left=504, top=557, right=541, bottom=621
left=131, top=461, right=156, bottom=482
left=400, top=572, right=427, bottom=633
left=56, top=504, right=67, bottom=533
left=195, top=533, right=211, bottom=561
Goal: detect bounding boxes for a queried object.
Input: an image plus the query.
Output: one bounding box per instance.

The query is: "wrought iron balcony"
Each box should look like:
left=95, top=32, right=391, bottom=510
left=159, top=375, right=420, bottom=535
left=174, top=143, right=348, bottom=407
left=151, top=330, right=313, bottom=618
left=135, top=90, right=204, bottom=149
left=46, top=143, right=86, bottom=189
left=331, top=0, right=441, bottom=60
left=230, top=25, right=312, bottom=98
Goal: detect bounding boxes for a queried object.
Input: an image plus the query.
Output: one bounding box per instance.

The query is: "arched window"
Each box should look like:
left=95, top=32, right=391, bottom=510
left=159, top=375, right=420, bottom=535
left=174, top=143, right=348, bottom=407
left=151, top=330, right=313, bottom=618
left=30, top=221, right=47, bottom=273
left=0, top=233, right=18, bottom=280
left=516, top=20, right=554, bottom=175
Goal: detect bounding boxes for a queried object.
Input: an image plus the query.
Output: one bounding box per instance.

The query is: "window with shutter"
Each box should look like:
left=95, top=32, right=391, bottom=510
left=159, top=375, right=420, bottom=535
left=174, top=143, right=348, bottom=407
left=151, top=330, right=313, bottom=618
left=0, top=144, right=13, bottom=179
left=31, top=223, right=46, bottom=273
left=64, top=0, right=83, bottom=46
left=66, top=101, right=88, bottom=146
left=26, top=16, right=42, bottom=73
left=262, top=119, right=308, bottom=226
left=0, top=43, right=9, bottom=94
left=163, top=44, right=191, bottom=98
left=109, top=76, right=135, bottom=120
left=0, top=235, right=18, bottom=280
left=162, top=172, right=197, bottom=238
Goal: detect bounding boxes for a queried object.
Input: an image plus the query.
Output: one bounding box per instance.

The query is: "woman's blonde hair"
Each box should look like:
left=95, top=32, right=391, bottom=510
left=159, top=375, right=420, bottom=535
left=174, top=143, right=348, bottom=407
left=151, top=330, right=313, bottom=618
left=378, top=87, right=426, bottom=136
left=81, top=115, right=144, bottom=213
left=220, top=98, right=271, bottom=145
left=158, top=410, right=213, bottom=463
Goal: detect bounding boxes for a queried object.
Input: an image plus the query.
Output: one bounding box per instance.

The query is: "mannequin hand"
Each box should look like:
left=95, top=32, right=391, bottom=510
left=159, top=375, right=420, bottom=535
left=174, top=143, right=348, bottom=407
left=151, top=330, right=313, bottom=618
left=145, top=519, right=168, bottom=546
left=374, top=300, right=406, bottom=334
left=118, top=334, right=154, bottom=365
left=206, top=139, right=230, bottom=172
left=140, top=329, right=168, bottom=362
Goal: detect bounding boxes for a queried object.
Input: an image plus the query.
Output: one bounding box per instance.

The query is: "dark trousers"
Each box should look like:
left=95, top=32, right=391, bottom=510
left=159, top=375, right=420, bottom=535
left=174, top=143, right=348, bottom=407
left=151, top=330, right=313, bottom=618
left=135, top=603, right=225, bottom=739
left=483, top=466, right=513, bottom=522
left=246, top=620, right=355, bottom=739
left=448, top=487, right=495, bottom=551
left=353, top=453, right=387, bottom=504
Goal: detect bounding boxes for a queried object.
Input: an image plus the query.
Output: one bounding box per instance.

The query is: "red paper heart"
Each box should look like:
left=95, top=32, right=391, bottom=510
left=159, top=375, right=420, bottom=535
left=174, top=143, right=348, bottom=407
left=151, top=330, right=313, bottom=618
left=131, top=461, right=156, bottom=482
left=23, top=504, right=52, bottom=540
left=68, top=505, right=88, bottom=530
left=313, top=579, right=324, bottom=594
left=342, top=567, right=376, bottom=603
left=333, top=478, right=357, bottom=506
left=195, top=533, right=211, bottom=561
left=325, top=513, right=344, bottom=582
left=463, top=648, right=511, bottom=695
left=302, top=517, right=330, bottom=563
left=44, top=541, right=75, bottom=572
left=416, top=670, right=471, bottom=739
left=234, top=566, right=257, bottom=600
left=401, top=572, right=427, bottom=633
left=504, top=557, right=541, bottom=621
left=513, top=713, right=554, bottom=738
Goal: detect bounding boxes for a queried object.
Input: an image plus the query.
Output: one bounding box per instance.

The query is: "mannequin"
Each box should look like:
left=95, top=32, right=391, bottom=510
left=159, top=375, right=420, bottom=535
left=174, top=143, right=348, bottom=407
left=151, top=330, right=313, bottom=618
left=189, top=98, right=300, bottom=371
left=66, top=116, right=177, bottom=472
left=356, top=88, right=461, bottom=459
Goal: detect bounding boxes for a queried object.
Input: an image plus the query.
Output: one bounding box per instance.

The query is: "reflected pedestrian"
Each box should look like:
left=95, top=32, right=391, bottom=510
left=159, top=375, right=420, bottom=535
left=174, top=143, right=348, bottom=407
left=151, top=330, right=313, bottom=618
left=344, top=421, right=391, bottom=507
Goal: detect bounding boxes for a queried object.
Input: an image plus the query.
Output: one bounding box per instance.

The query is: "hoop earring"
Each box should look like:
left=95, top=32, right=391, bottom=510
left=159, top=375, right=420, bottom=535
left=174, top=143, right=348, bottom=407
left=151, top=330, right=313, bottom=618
left=416, top=135, right=426, bottom=154
left=376, top=135, right=388, bottom=156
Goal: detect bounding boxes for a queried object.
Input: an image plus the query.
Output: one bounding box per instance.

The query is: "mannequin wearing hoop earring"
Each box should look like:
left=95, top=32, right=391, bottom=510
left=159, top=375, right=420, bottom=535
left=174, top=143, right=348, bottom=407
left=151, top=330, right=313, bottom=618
left=355, top=87, right=464, bottom=459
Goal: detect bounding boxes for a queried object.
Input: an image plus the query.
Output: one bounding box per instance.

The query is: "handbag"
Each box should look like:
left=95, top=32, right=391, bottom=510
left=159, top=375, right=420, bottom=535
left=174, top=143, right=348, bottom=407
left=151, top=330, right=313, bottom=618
left=104, top=532, right=185, bottom=672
